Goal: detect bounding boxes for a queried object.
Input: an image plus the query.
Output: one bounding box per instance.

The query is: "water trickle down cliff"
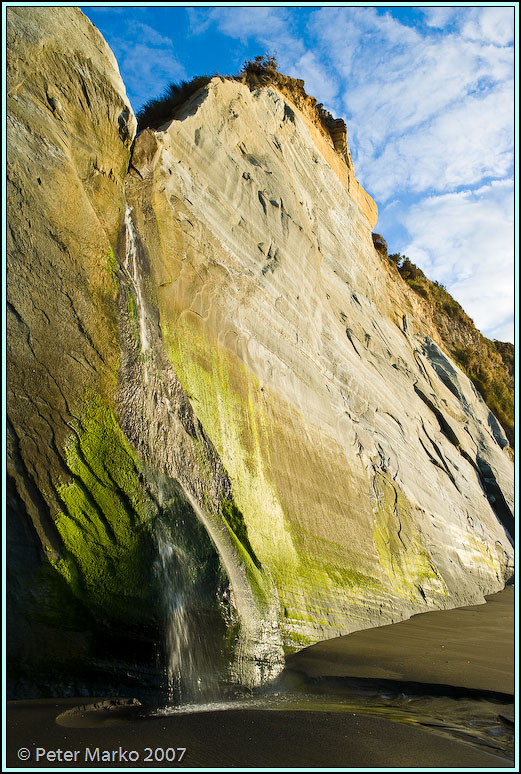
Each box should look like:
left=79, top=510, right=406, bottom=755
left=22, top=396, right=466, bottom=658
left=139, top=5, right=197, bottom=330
left=117, top=203, right=285, bottom=697
left=6, top=7, right=514, bottom=700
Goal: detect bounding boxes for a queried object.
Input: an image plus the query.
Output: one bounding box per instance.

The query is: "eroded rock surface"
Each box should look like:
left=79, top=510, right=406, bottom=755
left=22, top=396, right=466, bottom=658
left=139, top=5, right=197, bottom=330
left=7, top=7, right=164, bottom=697
left=127, top=76, right=514, bottom=647
left=7, top=9, right=514, bottom=697
left=7, top=8, right=283, bottom=697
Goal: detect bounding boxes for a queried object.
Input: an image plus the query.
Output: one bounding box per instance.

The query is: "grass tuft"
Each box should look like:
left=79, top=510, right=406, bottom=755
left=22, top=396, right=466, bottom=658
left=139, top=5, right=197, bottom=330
left=136, top=76, right=213, bottom=132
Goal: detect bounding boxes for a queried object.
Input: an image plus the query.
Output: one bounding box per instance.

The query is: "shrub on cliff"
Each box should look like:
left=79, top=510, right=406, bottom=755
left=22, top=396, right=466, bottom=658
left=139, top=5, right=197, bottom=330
left=372, top=233, right=388, bottom=258
left=236, top=56, right=321, bottom=118
left=398, top=257, right=423, bottom=282
left=240, top=54, right=279, bottom=76
left=492, top=340, right=514, bottom=378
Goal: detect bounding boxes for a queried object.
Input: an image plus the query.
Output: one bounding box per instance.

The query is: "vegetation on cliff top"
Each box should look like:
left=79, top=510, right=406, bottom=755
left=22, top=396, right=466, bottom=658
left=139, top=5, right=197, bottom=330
left=137, top=76, right=213, bottom=131
left=388, top=251, right=514, bottom=449
left=235, top=55, right=338, bottom=140
left=137, top=55, right=341, bottom=145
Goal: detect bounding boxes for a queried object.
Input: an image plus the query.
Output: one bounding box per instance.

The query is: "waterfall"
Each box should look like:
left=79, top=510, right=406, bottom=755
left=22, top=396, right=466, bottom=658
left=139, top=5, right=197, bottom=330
left=119, top=200, right=285, bottom=706
left=124, top=206, right=149, bottom=378
left=152, top=490, right=284, bottom=706
left=153, top=522, right=221, bottom=705
left=181, top=489, right=285, bottom=692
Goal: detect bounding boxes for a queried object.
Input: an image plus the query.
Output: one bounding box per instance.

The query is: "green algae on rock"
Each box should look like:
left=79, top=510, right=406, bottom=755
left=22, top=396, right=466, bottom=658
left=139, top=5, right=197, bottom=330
left=52, top=395, right=155, bottom=622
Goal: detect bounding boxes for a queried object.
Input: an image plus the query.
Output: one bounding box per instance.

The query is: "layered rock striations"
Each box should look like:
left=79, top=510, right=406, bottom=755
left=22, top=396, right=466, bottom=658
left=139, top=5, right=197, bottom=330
left=128, top=76, right=513, bottom=644
left=7, top=8, right=514, bottom=696
left=7, top=6, right=151, bottom=694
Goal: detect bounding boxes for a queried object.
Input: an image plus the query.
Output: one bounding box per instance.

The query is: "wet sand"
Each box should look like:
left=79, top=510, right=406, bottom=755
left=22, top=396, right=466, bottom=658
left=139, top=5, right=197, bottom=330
left=6, top=698, right=513, bottom=768
left=6, top=586, right=515, bottom=769
left=287, top=585, right=515, bottom=696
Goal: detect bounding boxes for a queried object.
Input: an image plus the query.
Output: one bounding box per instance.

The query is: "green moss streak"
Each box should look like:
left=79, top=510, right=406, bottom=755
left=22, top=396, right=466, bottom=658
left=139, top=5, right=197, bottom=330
left=163, top=319, right=299, bottom=584
left=52, top=395, right=155, bottom=623
left=371, top=472, right=447, bottom=600
left=162, top=318, right=393, bottom=628
left=107, top=246, right=118, bottom=292
left=221, top=499, right=261, bottom=569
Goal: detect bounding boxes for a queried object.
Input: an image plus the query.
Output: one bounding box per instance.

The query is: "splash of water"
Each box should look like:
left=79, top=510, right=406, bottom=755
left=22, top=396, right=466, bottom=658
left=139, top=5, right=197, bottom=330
left=154, top=523, right=221, bottom=705
left=181, top=489, right=285, bottom=692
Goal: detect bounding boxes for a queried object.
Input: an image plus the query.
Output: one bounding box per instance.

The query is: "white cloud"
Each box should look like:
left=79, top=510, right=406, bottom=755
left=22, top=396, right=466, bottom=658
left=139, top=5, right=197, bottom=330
left=362, top=80, right=514, bottom=200
left=310, top=6, right=419, bottom=84
left=461, top=7, right=514, bottom=45
left=189, top=6, right=294, bottom=54
left=108, top=22, right=186, bottom=109
left=400, top=182, right=514, bottom=342
left=188, top=7, right=340, bottom=107
left=130, top=22, right=176, bottom=49
left=422, top=7, right=457, bottom=29
left=289, top=51, right=338, bottom=107
left=309, top=7, right=514, bottom=200
left=209, top=6, right=290, bottom=45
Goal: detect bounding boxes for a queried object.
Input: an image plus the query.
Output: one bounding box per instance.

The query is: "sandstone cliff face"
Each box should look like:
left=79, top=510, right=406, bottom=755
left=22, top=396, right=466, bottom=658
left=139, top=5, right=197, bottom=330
left=7, top=9, right=514, bottom=697
left=128, top=76, right=513, bottom=648
left=7, top=7, right=168, bottom=696
left=7, top=8, right=281, bottom=696
left=7, top=5, right=134, bottom=542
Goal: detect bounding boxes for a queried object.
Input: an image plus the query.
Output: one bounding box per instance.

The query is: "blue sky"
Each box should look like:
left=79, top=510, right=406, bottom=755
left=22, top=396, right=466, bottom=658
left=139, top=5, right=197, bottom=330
left=82, top=4, right=516, bottom=343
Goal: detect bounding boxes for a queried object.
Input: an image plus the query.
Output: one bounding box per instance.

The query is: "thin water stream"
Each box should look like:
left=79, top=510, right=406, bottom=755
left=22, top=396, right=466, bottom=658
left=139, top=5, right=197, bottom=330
left=123, top=204, right=149, bottom=357
left=154, top=525, right=220, bottom=706
left=122, top=204, right=284, bottom=701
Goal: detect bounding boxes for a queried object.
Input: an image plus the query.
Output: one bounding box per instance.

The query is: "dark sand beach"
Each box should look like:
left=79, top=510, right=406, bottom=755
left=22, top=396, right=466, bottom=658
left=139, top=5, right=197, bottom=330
left=6, top=587, right=515, bottom=769
left=286, top=584, right=515, bottom=695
